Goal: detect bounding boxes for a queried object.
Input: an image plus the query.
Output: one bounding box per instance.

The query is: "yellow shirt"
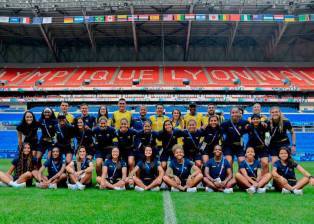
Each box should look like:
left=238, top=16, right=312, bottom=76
left=54, top=112, right=74, bottom=124
left=171, top=120, right=184, bottom=145
left=184, top=113, right=203, bottom=129
left=112, top=110, right=132, bottom=129
left=202, top=114, right=225, bottom=126
left=150, top=115, right=170, bottom=146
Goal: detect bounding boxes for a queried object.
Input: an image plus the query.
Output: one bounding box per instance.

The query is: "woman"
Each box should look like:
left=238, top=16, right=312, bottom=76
left=16, top=110, right=39, bottom=157
left=66, top=146, right=93, bottom=190
left=0, top=143, right=38, bottom=188
left=96, top=147, right=128, bottom=190
left=35, top=147, right=67, bottom=189
left=201, top=115, right=223, bottom=164
left=130, top=145, right=164, bottom=191
left=93, top=116, right=116, bottom=177
left=235, top=147, right=272, bottom=194
left=73, top=117, right=95, bottom=160
left=97, top=105, right=112, bottom=127
left=272, top=147, right=310, bottom=195
left=268, top=107, right=296, bottom=165
left=163, top=144, right=203, bottom=192
left=37, top=107, right=58, bottom=167
left=171, top=109, right=184, bottom=129
left=203, top=145, right=235, bottom=193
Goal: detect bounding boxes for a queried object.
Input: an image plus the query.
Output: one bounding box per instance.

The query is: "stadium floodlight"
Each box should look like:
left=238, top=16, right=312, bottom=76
left=282, top=79, right=291, bottom=85
left=132, top=79, right=140, bottom=86
left=183, top=79, right=190, bottom=86
left=0, top=80, right=8, bottom=86
left=233, top=78, right=241, bottom=85
left=35, top=80, right=44, bottom=86
left=83, top=79, right=91, bottom=85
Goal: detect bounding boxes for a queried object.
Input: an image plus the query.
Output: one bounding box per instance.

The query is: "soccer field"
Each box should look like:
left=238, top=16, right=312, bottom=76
left=0, top=160, right=313, bottom=224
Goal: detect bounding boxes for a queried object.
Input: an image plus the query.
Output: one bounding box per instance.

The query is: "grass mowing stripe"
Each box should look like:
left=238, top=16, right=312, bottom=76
left=163, top=191, right=177, bottom=224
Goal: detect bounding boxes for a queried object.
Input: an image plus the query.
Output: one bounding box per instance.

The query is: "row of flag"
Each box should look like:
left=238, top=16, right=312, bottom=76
left=0, top=14, right=314, bottom=25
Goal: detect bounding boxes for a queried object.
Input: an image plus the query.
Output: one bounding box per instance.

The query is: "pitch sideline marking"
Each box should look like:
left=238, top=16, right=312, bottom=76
left=163, top=191, right=177, bottom=224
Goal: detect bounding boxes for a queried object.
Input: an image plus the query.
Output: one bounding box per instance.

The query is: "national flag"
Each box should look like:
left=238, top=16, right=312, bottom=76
left=105, top=15, right=115, bottom=22
left=64, top=17, right=74, bottom=23
left=163, top=14, right=173, bottom=21
left=0, top=17, right=9, bottom=23
left=149, top=14, right=160, bottom=21
left=185, top=14, right=195, bottom=21
left=138, top=14, right=149, bottom=21
left=284, top=15, right=295, bottom=22
left=21, top=17, right=31, bottom=24
left=128, top=15, right=138, bottom=21
left=298, top=14, right=310, bottom=22
left=229, top=14, right=240, bottom=21
left=311, top=14, right=314, bottom=21
left=263, top=14, right=273, bottom=21
left=252, top=14, right=263, bottom=21
left=32, top=17, right=43, bottom=24
left=74, top=16, right=84, bottom=23
left=195, top=14, right=206, bottom=21
left=84, top=16, right=95, bottom=23
left=219, top=14, right=230, bottom=21
left=42, top=17, right=52, bottom=24
left=9, top=17, right=20, bottom=23
left=208, top=14, right=219, bottom=21
left=95, top=16, right=105, bottom=22
left=117, top=15, right=128, bottom=22
left=240, top=14, right=251, bottom=21
left=273, top=15, right=284, bottom=22
left=174, top=14, right=184, bottom=21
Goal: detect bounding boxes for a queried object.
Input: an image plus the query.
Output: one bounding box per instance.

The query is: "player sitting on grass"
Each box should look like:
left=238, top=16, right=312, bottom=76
left=272, top=147, right=311, bottom=195
left=235, top=147, right=272, bottom=194
left=66, top=146, right=93, bottom=190
left=203, top=144, right=236, bottom=193
left=0, top=143, right=38, bottom=188
left=163, top=144, right=203, bottom=192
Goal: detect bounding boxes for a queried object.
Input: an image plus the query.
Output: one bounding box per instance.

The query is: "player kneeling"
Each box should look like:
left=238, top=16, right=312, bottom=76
left=66, top=146, right=93, bottom=190
left=96, top=147, right=128, bottom=190
left=163, top=144, right=203, bottom=192
left=235, top=147, right=272, bottom=194
left=203, top=145, right=236, bottom=193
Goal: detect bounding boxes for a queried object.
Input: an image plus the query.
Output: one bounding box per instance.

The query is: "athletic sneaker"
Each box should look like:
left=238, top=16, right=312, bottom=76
left=281, top=188, right=291, bottom=194
left=266, top=182, right=275, bottom=190
left=114, top=186, right=126, bottom=191
left=257, top=187, right=266, bottom=194
left=187, top=187, right=197, bottom=193
left=205, top=187, right=214, bottom=193
left=68, top=183, right=78, bottom=190
left=12, top=181, right=26, bottom=188
left=160, top=182, right=168, bottom=190
left=0, top=181, right=8, bottom=187
left=246, top=186, right=256, bottom=194
left=196, top=182, right=204, bottom=190
left=223, top=188, right=233, bottom=194
left=150, top=187, right=160, bottom=192
left=35, top=182, right=42, bottom=188
left=76, top=182, right=85, bottom=190
left=171, top=187, right=180, bottom=192
left=293, top=189, right=303, bottom=195
left=48, top=183, right=57, bottom=189
left=135, top=186, right=145, bottom=192
left=128, top=184, right=134, bottom=189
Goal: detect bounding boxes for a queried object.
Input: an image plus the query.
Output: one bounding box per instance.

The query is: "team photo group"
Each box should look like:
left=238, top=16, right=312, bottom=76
left=0, top=99, right=313, bottom=194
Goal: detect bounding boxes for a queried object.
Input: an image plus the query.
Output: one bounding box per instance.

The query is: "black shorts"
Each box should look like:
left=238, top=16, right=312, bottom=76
left=184, top=149, right=202, bottom=162
left=106, top=178, right=121, bottom=185
left=37, top=140, right=54, bottom=153
left=55, top=143, right=73, bottom=155
left=269, top=143, right=289, bottom=157
left=160, top=149, right=174, bottom=162
left=223, top=144, right=245, bottom=158
left=179, top=178, right=188, bottom=186
left=142, top=178, right=154, bottom=186
left=95, top=151, right=111, bottom=160
left=274, top=178, right=297, bottom=191
left=202, top=145, right=215, bottom=159
left=246, top=145, right=269, bottom=159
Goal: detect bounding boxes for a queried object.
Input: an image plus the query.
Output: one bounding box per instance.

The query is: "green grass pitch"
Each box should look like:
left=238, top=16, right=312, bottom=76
left=0, top=160, right=313, bottom=224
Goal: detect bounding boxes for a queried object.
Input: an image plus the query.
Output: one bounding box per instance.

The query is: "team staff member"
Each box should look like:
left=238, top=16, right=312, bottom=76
left=131, top=106, right=150, bottom=131
left=272, top=147, right=310, bottom=195
left=202, top=104, right=224, bottom=126
left=150, top=104, right=170, bottom=148
left=55, top=102, right=74, bottom=124
left=79, top=103, right=96, bottom=129
left=221, top=107, right=249, bottom=168
left=93, top=117, right=117, bottom=177
left=163, top=144, right=203, bottom=192
left=267, top=106, right=296, bottom=165
left=203, top=145, right=235, bottom=193
left=235, top=147, right=272, bottom=194
left=97, top=147, right=128, bottom=190
left=247, top=103, right=267, bottom=123
left=16, top=111, right=39, bottom=156
left=131, top=146, right=164, bottom=192
left=97, top=105, right=112, bottom=127
left=183, top=103, right=203, bottom=129
left=112, top=98, right=132, bottom=129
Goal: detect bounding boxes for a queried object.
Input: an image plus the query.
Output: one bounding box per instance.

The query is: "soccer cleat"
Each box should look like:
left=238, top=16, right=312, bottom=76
left=134, top=186, right=145, bottom=192
left=68, top=183, right=78, bottom=190
left=76, top=182, right=85, bottom=190
left=293, top=189, right=303, bottom=195
left=0, top=181, right=8, bottom=187
left=205, top=187, right=214, bottom=193
left=281, top=188, right=291, bottom=194
left=12, top=181, right=26, bottom=188
left=171, top=187, right=180, bottom=192
left=223, top=188, right=233, bottom=194
left=114, top=186, right=126, bottom=191
left=257, top=187, right=266, bottom=194
left=246, top=186, right=256, bottom=194
left=150, top=187, right=160, bottom=192
left=48, top=183, right=57, bottom=189
left=187, top=187, right=197, bottom=193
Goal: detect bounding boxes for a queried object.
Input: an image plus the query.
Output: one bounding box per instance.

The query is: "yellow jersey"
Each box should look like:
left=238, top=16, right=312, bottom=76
left=150, top=115, right=170, bottom=147
left=171, top=120, right=184, bottom=145
left=112, top=110, right=132, bottom=129
left=184, top=113, right=203, bottom=128
left=54, top=112, right=75, bottom=124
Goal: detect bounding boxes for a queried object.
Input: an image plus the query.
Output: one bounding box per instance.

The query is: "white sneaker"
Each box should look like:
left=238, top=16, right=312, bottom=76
left=48, top=183, right=57, bottom=189
left=246, top=186, right=256, bottom=194
left=281, top=188, right=291, bottom=194
left=187, top=187, right=197, bottom=193
left=150, top=187, right=160, bottom=192
left=196, top=182, right=204, bottom=190
left=266, top=182, right=275, bottom=190
left=205, top=187, right=214, bottom=193
left=12, top=181, right=26, bottom=188
left=257, top=187, right=266, bottom=194
left=68, top=183, right=78, bottom=190
left=35, top=182, right=42, bottom=188
left=135, top=186, right=145, bottom=192
left=0, top=181, right=8, bottom=187
left=128, top=184, right=134, bottom=189
left=160, top=182, right=168, bottom=190
left=171, top=187, right=180, bottom=192
left=293, top=189, right=303, bottom=195
left=76, top=182, right=85, bottom=190
left=223, top=188, right=233, bottom=194
left=114, top=186, right=126, bottom=191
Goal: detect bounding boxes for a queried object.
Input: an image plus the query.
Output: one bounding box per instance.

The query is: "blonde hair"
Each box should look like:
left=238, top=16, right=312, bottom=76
left=172, top=144, right=184, bottom=154
left=270, top=106, right=285, bottom=133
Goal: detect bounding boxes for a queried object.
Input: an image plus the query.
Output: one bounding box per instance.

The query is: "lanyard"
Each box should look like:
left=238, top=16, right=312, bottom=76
left=43, top=120, right=51, bottom=138
left=165, top=131, right=174, bottom=151
left=271, top=126, right=278, bottom=138
left=207, top=129, right=218, bottom=146
left=230, top=121, right=241, bottom=137
left=57, top=124, right=64, bottom=139
left=51, top=160, right=60, bottom=173
left=110, top=162, right=117, bottom=179
left=245, top=160, right=256, bottom=178
left=284, top=166, right=289, bottom=175
left=179, top=159, right=185, bottom=178
left=253, top=128, right=264, bottom=146
left=145, top=162, right=151, bottom=173
left=187, top=130, right=198, bottom=149
left=81, top=158, right=87, bottom=170
left=218, top=158, right=225, bottom=177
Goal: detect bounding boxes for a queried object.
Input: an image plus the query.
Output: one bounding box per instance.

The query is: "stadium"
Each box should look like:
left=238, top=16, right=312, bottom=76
left=0, top=0, right=313, bottom=223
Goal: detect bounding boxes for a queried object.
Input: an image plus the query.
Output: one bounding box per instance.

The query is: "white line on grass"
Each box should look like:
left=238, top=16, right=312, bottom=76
left=163, top=191, right=177, bottom=224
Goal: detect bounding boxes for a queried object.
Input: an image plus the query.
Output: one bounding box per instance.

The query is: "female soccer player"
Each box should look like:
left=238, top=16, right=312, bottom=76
left=0, top=143, right=38, bottom=188
left=16, top=110, right=39, bottom=156
left=163, top=144, right=203, bottom=192
left=97, top=105, right=112, bottom=126
left=93, top=116, right=116, bottom=177
left=66, top=146, right=93, bottom=190
left=131, top=145, right=164, bottom=191
left=235, top=147, right=272, bottom=194
left=35, top=147, right=67, bottom=189
left=272, top=147, right=310, bottom=195
left=203, top=145, right=236, bottom=193
left=171, top=109, right=184, bottom=129
left=96, top=147, right=128, bottom=190
left=268, top=107, right=296, bottom=165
